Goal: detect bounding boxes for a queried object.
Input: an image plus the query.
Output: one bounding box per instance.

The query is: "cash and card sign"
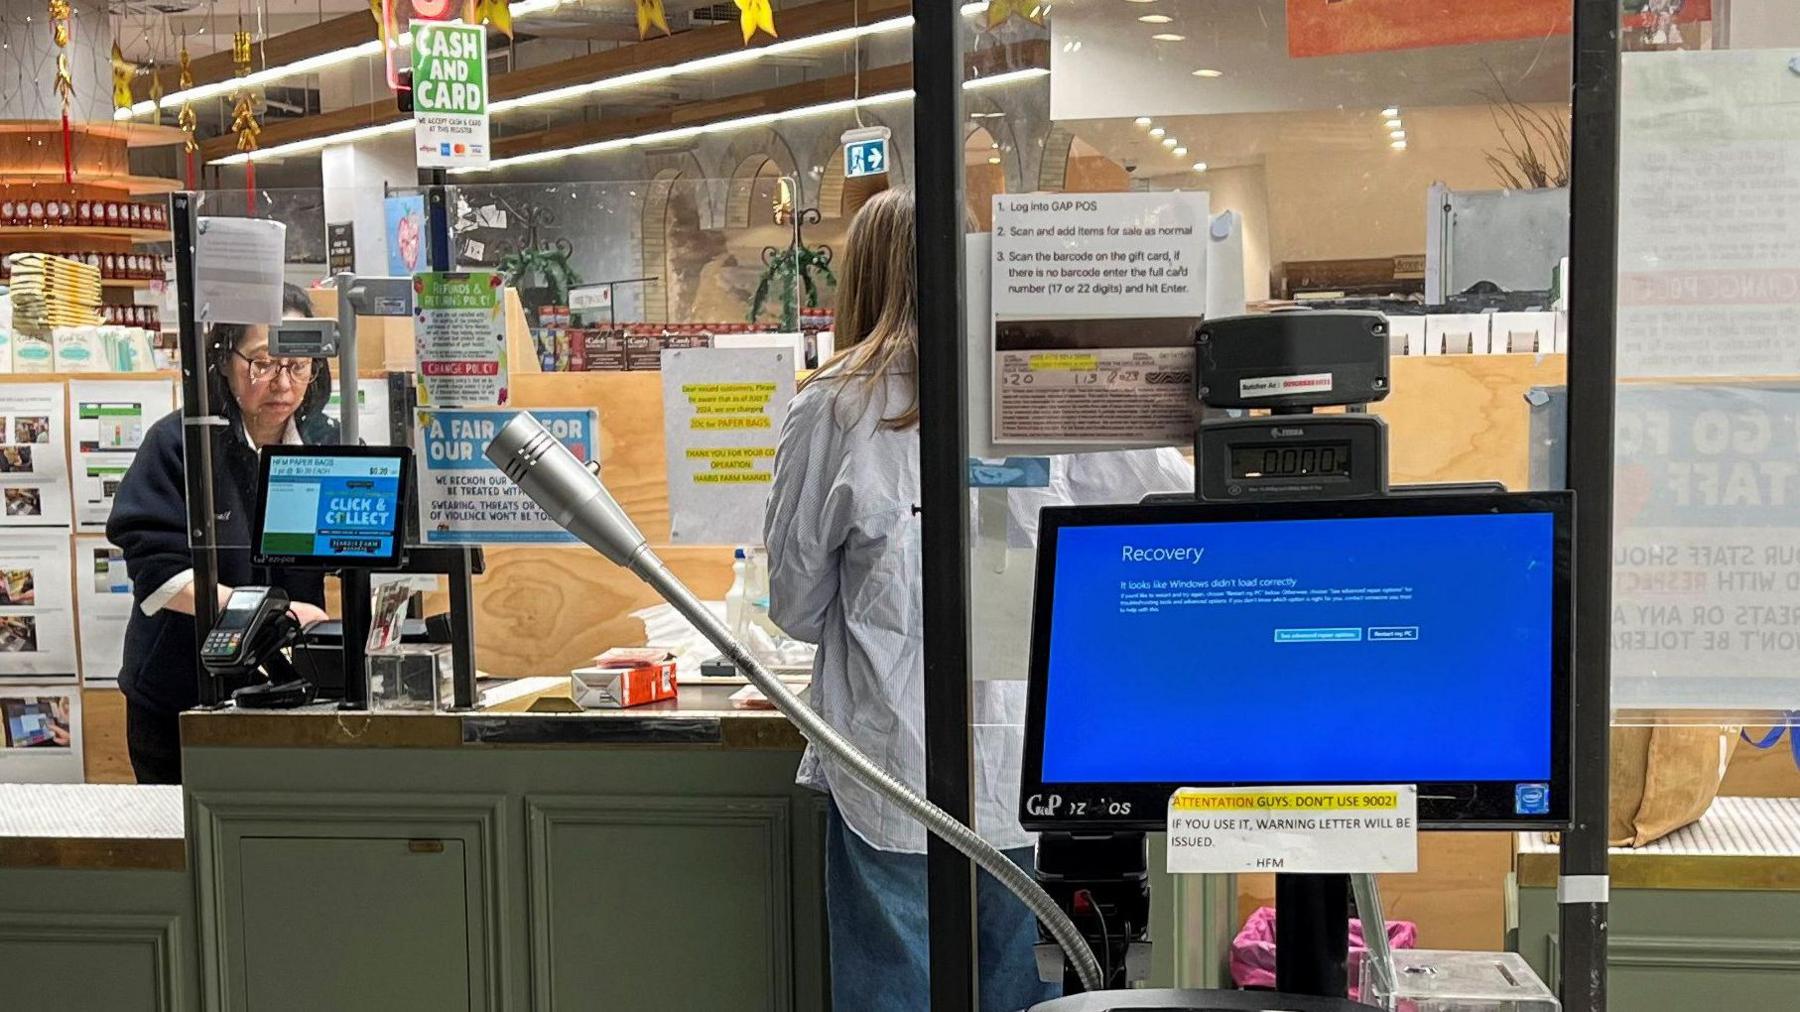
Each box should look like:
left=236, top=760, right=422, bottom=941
left=1165, top=785, right=1418, bottom=874
left=411, top=21, right=488, bottom=169
left=414, top=271, right=508, bottom=407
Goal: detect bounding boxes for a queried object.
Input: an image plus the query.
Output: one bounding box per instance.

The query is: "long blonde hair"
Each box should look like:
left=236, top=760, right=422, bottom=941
left=801, top=186, right=919, bottom=429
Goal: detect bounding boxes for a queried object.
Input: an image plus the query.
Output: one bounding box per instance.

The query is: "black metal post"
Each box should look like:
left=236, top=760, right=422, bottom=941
left=1275, top=874, right=1350, bottom=997
left=914, top=2, right=979, bottom=1009
left=173, top=193, right=224, bottom=708
left=1561, top=1, right=1622, bottom=1009
left=448, top=551, right=478, bottom=710
left=423, top=171, right=452, bottom=271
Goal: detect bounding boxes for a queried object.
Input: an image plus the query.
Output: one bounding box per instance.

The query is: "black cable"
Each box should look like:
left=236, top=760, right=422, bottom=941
left=1075, top=888, right=1112, bottom=986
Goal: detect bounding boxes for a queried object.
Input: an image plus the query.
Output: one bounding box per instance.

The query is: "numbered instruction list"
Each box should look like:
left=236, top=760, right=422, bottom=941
left=991, top=193, right=1208, bottom=445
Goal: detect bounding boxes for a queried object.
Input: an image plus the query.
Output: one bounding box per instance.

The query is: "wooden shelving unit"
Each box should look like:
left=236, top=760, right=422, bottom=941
left=0, top=224, right=170, bottom=244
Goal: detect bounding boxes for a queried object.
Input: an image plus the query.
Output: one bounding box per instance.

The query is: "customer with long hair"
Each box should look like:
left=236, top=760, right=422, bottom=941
left=766, top=188, right=1189, bottom=1010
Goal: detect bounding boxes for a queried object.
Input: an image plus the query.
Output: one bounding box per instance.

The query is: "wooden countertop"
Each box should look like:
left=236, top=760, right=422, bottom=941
left=0, top=784, right=185, bottom=870
left=180, top=683, right=807, bottom=752
left=1518, top=796, right=1800, bottom=891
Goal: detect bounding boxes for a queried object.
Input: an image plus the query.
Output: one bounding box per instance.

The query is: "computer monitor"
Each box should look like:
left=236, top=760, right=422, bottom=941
left=1020, top=491, right=1571, bottom=831
left=252, top=446, right=412, bottom=569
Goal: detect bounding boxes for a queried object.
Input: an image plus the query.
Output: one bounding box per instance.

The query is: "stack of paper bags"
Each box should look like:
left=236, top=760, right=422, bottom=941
left=6, top=253, right=103, bottom=331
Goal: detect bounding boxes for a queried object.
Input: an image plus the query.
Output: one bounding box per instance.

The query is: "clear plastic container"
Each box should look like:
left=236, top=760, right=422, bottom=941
left=1360, top=950, right=1559, bottom=1012
left=370, top=644, right=453, bottom=712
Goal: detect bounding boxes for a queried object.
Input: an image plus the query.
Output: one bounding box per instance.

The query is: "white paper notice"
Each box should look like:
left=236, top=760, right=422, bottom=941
left=1618, top=50, right=1800, bottom=378
left=69, top=378, right=175, bottom=531
left=74, top=536, right=132, bottom=684
left=0, top=685, right=83, bottom=782
left=414, top=272, right=510, bottom=407
left=196, top=217, right=288, bottom=326
left=0, top=531, right=78, bottom=682
left=1165, top=785, right=1418, bottom=875
left=661, top=347, right=796, bottom=546
left=992, top=192, right=1209, bottom=318
left=991, top=192, right=1208, bottom=446
left=0, top=382, right=72, bottom=528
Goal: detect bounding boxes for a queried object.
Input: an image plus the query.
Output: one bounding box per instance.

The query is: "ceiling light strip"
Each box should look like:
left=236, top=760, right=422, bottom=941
left=489, top=15, right=916, bottom=114
left=450, top=67, right=1049, bottom=175
left=118, top=0, right=562, bottom=121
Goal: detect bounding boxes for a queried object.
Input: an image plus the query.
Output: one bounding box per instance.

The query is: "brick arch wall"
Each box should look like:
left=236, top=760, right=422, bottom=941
left=721, top=130, right=800, bottom=229
left=638, top=151, right=708, bottom=323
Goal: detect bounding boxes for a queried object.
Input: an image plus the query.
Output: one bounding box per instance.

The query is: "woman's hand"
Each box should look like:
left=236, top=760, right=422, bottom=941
left=288, top=602, right=330, bottom=628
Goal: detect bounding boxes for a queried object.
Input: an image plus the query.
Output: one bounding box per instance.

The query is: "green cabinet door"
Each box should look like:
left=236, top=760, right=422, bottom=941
left=236, top=837, right=474, bottom=1011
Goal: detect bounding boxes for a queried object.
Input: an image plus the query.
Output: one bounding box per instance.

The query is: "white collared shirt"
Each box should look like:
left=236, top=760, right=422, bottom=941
left=765, top=372, right=1192, bottom=854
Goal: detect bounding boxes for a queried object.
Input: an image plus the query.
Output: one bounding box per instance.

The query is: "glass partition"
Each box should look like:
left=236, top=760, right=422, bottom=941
left=942, top=0, right=1577, bottom=995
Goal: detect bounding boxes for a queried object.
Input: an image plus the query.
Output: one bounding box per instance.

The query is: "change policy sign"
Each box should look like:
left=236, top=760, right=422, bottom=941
left=411, top=21, right=488, bottom=169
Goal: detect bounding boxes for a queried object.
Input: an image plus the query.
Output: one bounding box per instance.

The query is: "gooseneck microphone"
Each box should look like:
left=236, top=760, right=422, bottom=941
left=486, top=412, right=1103, bottom=993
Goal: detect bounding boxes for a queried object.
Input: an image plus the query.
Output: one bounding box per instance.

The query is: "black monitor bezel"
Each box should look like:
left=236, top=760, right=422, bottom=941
left=251, top=444, right=413, bottom=570
left=1020, top=491, right=1573, bottom=832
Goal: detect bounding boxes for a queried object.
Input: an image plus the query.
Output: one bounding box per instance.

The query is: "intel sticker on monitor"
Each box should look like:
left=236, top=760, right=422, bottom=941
left=1515, top=783, right=1550, bottom=816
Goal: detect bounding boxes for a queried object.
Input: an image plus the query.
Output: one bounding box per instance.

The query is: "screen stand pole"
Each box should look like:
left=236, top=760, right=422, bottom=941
left=339, top=569, right=372, bottom=710
left=1274, top=873, right=1349, bottom=997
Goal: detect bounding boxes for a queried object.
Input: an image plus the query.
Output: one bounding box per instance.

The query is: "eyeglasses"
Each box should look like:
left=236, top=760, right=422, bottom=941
left=233, top=349, right=317, bottom=385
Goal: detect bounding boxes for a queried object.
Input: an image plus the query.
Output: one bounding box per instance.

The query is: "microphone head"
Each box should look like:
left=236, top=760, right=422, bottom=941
left=485, top=412, right=648, bottom=567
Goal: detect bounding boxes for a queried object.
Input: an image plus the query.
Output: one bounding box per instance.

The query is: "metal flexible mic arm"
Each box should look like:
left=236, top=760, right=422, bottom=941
left=486, top=413, right=1105, bottom=994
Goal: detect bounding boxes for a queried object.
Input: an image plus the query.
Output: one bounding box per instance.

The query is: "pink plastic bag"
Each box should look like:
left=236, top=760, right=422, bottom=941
left=1229, top=905, right=1418, bottom=999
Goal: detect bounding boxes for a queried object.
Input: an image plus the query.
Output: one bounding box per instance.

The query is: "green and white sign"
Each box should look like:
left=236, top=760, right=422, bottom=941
left=410, top=21, right=489, bottom=169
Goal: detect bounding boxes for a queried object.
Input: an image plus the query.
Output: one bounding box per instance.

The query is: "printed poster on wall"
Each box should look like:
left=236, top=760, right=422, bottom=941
left=385, top=194, right=426, bottom=277
left=74, top=536, right=132, bottom=685
left=69, top=378, right=175, bottom=532
left=1617, top=50, right=1800, bottom=378
left=0, top=685, right=82, bottom=783
left=1611, top=383, right=1800, bottom=710
left=990, top=192, right=1208, bottom=446
left=661, top=347, right=795, bottom=545
left=411, top=20, right=489, bottom=170
left=0, top=532, right=78, bottom=682
left=0, top=382, right=72, bottom=527
left=414, top=271, right=509, bottom=408
left=416, top=407, right=598, bottom=544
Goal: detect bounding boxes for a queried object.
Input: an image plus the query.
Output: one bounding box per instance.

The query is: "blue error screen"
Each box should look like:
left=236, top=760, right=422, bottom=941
left=1040, top=512, right=1555, bottom=785
left=260, top=455, right=403, bottom=559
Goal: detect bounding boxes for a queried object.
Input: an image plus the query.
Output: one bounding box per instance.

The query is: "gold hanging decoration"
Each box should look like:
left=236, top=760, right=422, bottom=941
left=111, top=42, right=139, bottom=110
left=148, top=61, right=164, bottom=107
left=177, top=42, right=198, bottom=153
left=986, top=0, right=1047, bottom=29
left=229, top=28, right=261, bottom=154
left=466, top=0, right=514, bottom=39
left=49, top=0, right=74, bottom=104
left=635, top=0, right=670, bottom=40
left=734, top=0, right=777, bottom=45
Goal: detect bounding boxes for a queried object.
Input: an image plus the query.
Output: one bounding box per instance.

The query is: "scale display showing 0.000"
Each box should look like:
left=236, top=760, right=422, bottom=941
left=1229, top=442, right=1353, bottom=480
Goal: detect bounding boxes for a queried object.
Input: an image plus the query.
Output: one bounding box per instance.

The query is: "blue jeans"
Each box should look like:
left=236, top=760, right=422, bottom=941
left=826, top=799, right=1063, bottom=1012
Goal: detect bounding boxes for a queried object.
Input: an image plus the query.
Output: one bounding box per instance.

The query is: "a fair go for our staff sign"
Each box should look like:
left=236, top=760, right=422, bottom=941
left=410, top=20, right=489, bottom=169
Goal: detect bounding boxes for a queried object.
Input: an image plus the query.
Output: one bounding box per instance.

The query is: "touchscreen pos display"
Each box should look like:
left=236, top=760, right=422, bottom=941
left=252, top=446, right=411, bottom=568
left=1020, top=492, right=1571, bottom=831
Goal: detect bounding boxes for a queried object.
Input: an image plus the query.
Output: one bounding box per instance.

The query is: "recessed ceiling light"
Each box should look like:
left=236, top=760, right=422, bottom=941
left=1192, top=68, right=1223, bottom=78
left=1162, top=137, right=1178, bottom=147
left=1385, top=118, right=1403, bottom=128
left=1192, top=162, right=1208, bottom=172
left=1172, top=146, right=1188, bottom=156
left=1138, top=14, right=1174, bottom=23
left=1151, top=33, right=1186, bottom=41
left=1390, top=130, right=1406, bottom=139
left=1134, top=116, right=1153, bottom=127
left=1123, top=0, right=1157, bottom=4
left=1149, top=127, right=1166, bottom=137
left=988, top=155, right=1002, bottom=164
left=1390, top=140, right=1407, bottom=150
left=1382, top=106, right=1401, bottom=117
